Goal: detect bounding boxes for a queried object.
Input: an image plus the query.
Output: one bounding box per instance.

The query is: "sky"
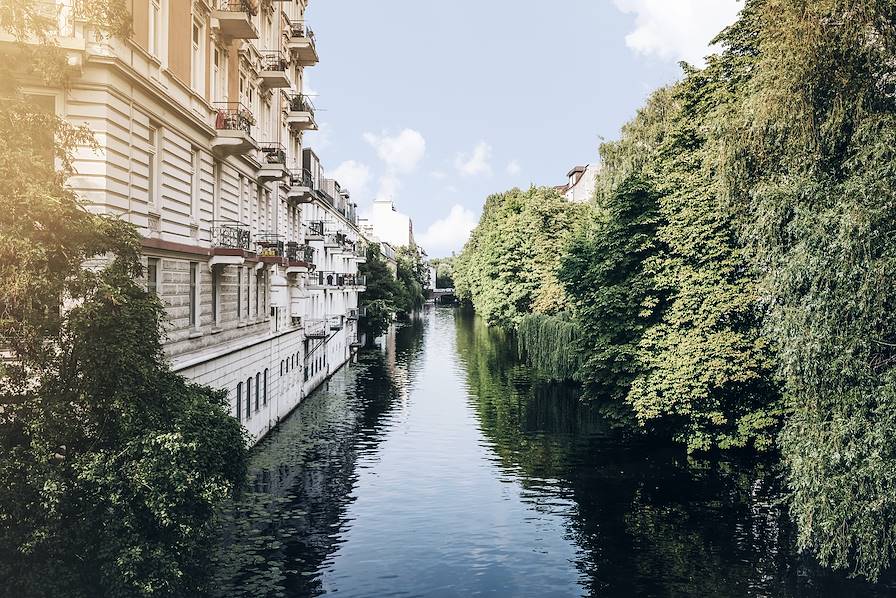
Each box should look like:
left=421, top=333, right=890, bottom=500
left=302, top=0, right=743, bottom=257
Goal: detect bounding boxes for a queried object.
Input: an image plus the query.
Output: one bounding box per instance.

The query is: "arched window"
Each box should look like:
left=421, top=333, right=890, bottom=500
left=246, top=377, right=252, bottom=419
left=255, top=372, right=261, bottom=411
left=280, top=360, right=283, bottom=376
left=263, top=369, right=268, bottom=405
left=236, top=382, right=242, bottom=421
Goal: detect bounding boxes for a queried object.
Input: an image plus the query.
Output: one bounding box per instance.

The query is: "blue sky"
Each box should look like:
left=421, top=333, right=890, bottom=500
left=302, top=0, right=742, bottom=257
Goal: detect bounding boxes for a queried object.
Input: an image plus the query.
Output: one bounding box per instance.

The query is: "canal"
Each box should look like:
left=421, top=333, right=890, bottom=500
left=213, top=307, right=895, bottom=597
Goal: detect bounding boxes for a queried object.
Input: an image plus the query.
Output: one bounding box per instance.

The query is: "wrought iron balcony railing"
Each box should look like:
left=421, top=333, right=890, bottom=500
left=260, top=50, right=289, bottom=72
left=219, top=0, right=258, bottom=15
left=287, top=93, right=315, bottom=116
left=255, top=232, right=284, bottom=257
left=287, top=19, right=316, bottom=43
left=211, top=221, right=251, bottom=250
left=213, top=102, right=254, bottom=134
left=307, top=220, right=324, bottom=237
left=288, top=168, right=313, bottom=187
left=259, top=142, right=286, bottom=164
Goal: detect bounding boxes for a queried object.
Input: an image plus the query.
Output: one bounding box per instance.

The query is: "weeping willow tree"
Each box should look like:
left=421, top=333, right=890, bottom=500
left=722, top=0, right=896, bottom=581
left=517, top=313, right=583, bottom=382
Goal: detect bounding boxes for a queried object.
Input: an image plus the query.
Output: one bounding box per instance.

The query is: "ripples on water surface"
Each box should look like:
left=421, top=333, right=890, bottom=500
left=213, top=308, right=896, bottom=597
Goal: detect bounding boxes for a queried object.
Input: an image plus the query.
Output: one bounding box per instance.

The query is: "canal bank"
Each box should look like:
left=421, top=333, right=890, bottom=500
left=213, top=307, right=896, bottom=597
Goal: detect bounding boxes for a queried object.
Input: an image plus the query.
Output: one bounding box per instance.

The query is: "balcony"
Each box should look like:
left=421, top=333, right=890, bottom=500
left=305, top=319, right=327, bottom=338
left=284, top=94, right=317, bottom=132
left=259, top=51, right=291, bottom=88
left=347, top=308, right=359, bottom=320
left=258, top=142, right=288, bottom=182
left=286, top=20, right=319, bottom=66
left=306, top=220, right=324, bottom=241
left=211, top=221, right=251, bottom=250
left=286, top=168, right=314, bottom=203
left=210, top=220, right=252, bottom=266
left=212, top=0, right=259, bottom=39
left=255, top=232, right=285, bottom=265
left=212, top=103, right=257, bottom=156
left=358, top=306, right=368, bottom=318
left=329, top=315, right=344, bottom=331
left=285, top=242, right=313, bottom=273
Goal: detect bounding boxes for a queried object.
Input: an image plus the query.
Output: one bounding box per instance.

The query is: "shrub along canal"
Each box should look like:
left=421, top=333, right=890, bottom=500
left=213, top=307, right=895, bottom=597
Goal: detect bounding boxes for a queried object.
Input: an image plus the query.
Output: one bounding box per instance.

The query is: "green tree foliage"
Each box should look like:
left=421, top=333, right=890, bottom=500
left=0, top=3, right=248, bottom=595
left=453, top=187, right=588, bottom=328
left=394, top=245, right=426, bottom=316
left=558, top=176, right=666, bottom=401
left=723, top=0, right=896, bottom=580
left=429, top=257, right=455, bottom=289
left=359, top=244, right=404, bottom=338
left=517, top=313, right=582, bottom=382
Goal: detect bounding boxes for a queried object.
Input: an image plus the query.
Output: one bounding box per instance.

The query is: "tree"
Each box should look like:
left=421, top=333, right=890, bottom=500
left=0, top=3, right=248, bottom=595
left=394, top=245, right=426, bottom=317
left=726, top=0, right=896, bottom=579
left=359, top=244, right=403, bottom=338
left=453, top=187, right=588, bottom=328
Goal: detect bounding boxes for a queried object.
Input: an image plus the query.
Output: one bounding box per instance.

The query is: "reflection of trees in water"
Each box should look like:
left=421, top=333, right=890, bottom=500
left=452, top=311, right=893, bottom=596
left=211, top=323, right=424, bottom=598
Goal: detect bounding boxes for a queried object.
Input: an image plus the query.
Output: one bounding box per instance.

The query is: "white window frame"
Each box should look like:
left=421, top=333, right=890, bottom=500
left=148, top=124, right=163, bottom=212
left=191, top=17, right=205, bottom=96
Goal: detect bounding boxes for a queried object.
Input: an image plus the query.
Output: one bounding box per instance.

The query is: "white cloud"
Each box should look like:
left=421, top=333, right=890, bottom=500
left=455, top=141, right=493, bottom=177
left=330, top=160, right=371, bottom=199
left=363, top=129, right=426, bottom=174
left=417, top=204, right=479, bottom=256
left=430, top=170, right=447, bottom=180
left=612, top=0, right=742, bottom=65
left=506, top=160, right=521, bottom=176
left=374, top=174, right=401, bottom=202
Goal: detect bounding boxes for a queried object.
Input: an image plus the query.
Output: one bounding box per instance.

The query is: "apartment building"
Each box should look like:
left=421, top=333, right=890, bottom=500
left=11, top=0, right=365, bottom=444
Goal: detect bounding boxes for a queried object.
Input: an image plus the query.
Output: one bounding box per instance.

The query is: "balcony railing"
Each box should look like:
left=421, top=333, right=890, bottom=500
left=305, top=319, right=327, bottom=338
left=287, top=93, right=315, bottom=116
left=259, top=142, right=286, bottom=164
left=287, top=19, right=315, bottom=43
left=255, top=232, right=284, bottom=257
left=219, top=0, right=258, bottom=15
left=260, top=50, right=289, bottom=72
left=307, top=220, right=324, bottom=237
left=347, top=308, right=359, bottom=320
left=288, top=168, right=313, bottom=187
left=211, top=221, right=251, bottom=250
left=329, top=315, right=344, bottom=331
left=213, top=102, right=254, bottom=134
left=358, top=306, right=368, bottom=318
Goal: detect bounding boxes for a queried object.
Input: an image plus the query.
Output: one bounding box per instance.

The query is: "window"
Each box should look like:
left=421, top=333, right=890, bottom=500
left=190, top=148, right=200, bottom=221
left=189, top=262, right=199, bottom=328
left=191, top=19, right=205, bottom=96
left=280, top=360, right=283, bottom=376
left=212, top=160, right=222, bottom=221
left=211, top=267, right=219, bottom=325
left=236, top=382, right=242, bottom=421
left=245, top=377, right=252, bottom=420
left=148, top=125, right=162, bottom=209
left=263, top=369, right=268, bottom=405
left=255, top=373, right=261, bottom=411
left=147, top=258, right=159, bottom=295
left=149, top=0, right=161, bottom=57
left=236, top=267, right=242, bottom=318
left=245, top=268, right=250, bottom=320
left=254, top=271, right=260, bottom=318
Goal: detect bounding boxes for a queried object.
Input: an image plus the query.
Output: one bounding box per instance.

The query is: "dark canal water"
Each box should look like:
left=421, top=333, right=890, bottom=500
left=213, top=307, right=896, bottom=597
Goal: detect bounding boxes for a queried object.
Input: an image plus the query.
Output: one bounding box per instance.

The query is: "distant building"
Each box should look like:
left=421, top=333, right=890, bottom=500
left=558, top=164, right=600, bottom=203
left=366, top=197, right=416, bottom=249
left=425, top=266, right=437, bottom=291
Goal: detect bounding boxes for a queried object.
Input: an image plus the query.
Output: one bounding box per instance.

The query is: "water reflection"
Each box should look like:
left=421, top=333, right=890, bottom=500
left=213, top=308, right=896, bottom=597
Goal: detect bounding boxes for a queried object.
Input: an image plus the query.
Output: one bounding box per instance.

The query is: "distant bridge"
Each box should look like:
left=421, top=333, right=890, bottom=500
left=429, top=288, right=457, bottom=304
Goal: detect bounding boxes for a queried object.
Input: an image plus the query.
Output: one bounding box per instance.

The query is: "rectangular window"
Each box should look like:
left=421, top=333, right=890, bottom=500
left=245, top=378, right=251, bottom=420
left=245, top=268, right=250, bottom=320
left=211, top=267, right=219, bottom=325
left=255, top=271, right=261, bottom=318
left=189, top=261, right=199, bottom=328
left=255, top=372, right=261, bottom=411
left=191, top=19, right=205, bottom=96
left=236, top=382, right=242, bottom=421
left=147, top=258, right=159, bottom=295
left=237, top=267, right=242, bottom=318
left=190, top=147, right=200, bottom=221
left=148, top=124, right=162, bottom=210
left=149, top=0, right=161, bottom=57
left=263, top=369, right=268, bottom=406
